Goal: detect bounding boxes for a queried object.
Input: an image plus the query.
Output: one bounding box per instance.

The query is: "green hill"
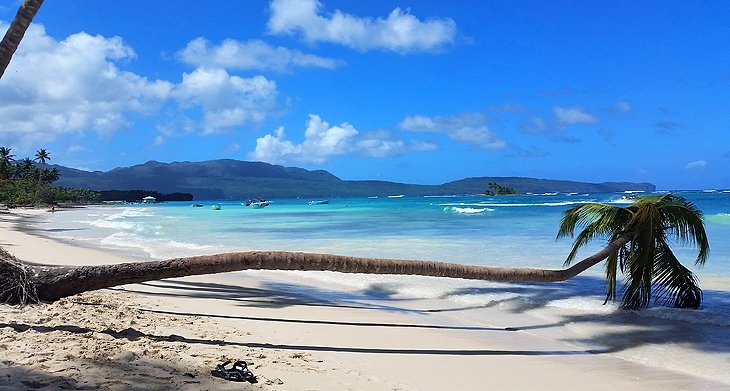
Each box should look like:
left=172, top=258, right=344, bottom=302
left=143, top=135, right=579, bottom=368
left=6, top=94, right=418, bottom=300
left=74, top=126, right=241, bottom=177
left=53, top=159, right=656, bottom=199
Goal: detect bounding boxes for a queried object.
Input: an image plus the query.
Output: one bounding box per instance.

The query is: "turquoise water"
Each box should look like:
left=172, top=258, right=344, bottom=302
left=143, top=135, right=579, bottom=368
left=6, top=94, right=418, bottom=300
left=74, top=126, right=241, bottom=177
left=45, top=190, right=730, bottom=277
left=35, top=190, right=730, bottom=383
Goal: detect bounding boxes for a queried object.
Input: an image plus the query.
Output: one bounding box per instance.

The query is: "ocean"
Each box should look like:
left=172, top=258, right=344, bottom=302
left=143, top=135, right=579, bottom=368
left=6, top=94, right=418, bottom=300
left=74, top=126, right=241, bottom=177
left=33, top=190, right=730, bottom=383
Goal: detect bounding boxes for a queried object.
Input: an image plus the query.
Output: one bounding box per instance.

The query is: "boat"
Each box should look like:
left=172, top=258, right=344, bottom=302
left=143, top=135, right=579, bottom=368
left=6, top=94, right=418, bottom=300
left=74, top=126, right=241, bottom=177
left=387, top=195, right=404, bottom=198
left=308, top=200, right=329, bottom=205
left=244, top=197, right=270, bottom=208
left=191, top=204, right=204, bottom=207
left=211, top=204, right=221, bottom=210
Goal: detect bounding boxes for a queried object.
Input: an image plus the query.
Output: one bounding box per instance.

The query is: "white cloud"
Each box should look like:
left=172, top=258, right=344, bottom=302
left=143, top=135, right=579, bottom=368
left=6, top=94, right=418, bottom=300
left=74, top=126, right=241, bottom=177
left=616, top=100, right=632, bottom=113
left=225, top=143, right=241, bottom=152
left=66, top=145, right=90, bottom=153
left=685, top=160, right=707, bottom=169
left=522, top=117, right=549, bottom=134
left=249, top=115, right=356, bottom=164
left=0, top=23, right=173, bottom=145
left=357, top=130, right=436, bottom=157
left=399, top=112, right=506, bottom=149
left=172, top=67, right=279, bottom=134
left=553, top=106, right=598, bottom=126
left=178, top=37, right=341, bottom=72
left=249, top=115, right=433, bottom=164
left=267, top=0, right=456, bottom=53
left=152, top=136, right=165, bottom=146
left=0, top=23, right=284, bottom=146
left=249, top=126, right=303, bottom=164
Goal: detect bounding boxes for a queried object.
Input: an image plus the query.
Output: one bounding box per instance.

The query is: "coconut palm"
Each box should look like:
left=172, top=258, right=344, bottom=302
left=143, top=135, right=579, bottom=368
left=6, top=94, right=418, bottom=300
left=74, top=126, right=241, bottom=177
left=2, top=194, right=705, bottom=308
left=0, top=147, right=15, bottom=180
left=40, top=167, right=59, bottom=184
left=0, top=0, right=44, bottom=79
left=0, top=147, right=14, bottom=164
left=558, top=194, right=708, bottom=309
left=34, top=148, right=50, bottom=164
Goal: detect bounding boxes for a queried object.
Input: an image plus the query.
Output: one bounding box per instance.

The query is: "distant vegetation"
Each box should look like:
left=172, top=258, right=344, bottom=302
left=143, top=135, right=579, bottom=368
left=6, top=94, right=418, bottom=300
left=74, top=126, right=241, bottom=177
left=484, top=182, right=516, bottom=196
left=0, top=147, right=100, bottom=206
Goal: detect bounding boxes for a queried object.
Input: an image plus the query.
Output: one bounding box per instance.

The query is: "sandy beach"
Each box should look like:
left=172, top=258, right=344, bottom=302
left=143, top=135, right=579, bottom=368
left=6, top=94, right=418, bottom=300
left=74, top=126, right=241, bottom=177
left=1, top=208, right=728, bottom=390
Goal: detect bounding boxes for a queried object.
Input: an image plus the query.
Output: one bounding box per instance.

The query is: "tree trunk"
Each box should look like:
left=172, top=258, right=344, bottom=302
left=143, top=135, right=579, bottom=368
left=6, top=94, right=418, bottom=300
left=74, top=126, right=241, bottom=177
left=0, top=0, right=44, bottom=79
left=1, top=235, right=630, bottom=304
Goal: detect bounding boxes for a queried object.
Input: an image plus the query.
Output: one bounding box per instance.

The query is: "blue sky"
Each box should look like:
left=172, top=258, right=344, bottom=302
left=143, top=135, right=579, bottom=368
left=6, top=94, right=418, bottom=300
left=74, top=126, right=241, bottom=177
left=1, top=1, right=728, bottom=189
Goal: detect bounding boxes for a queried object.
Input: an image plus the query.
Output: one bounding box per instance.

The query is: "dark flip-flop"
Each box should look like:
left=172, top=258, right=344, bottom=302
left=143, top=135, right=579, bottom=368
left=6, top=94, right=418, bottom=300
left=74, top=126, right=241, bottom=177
left=211, top=360, right=258, bottom=383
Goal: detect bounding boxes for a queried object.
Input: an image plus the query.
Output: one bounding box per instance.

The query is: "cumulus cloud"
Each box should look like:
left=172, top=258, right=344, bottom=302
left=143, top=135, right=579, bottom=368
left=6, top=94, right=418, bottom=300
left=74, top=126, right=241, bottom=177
left=249, top=115, right=357, bottom=164
left=685, top=160, right=707, bottom=169
left=178, top=37, right=340, bottom=72
left=399, top=112, right=506, bottom=149
left=249, top=115, right=433, bottom=164
left=172, top=67, right=279, bottom=134
left=0, top=23, right=173, bottom=145
left=553, top=106, right=598, bottom=126
left=267, top=0, right=456, bottom=53
left=0, top=23, right=284, bottom=146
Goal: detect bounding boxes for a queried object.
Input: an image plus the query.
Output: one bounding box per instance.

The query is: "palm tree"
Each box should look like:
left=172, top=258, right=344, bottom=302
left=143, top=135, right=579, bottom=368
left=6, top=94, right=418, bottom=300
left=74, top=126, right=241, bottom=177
left=34, top=149, right=50, bottom=164
left=40, top=167, right=59, bottom=184
left=0, top=0, right=44, bottom=79
left=558, top=194, right=708, bottom=309
left=18, top=158, right=35, bottom=180
left=0, top=195, right=710, bottom=309
left=0, top=147, right=14, bottom=164
left=0, top=147, right=15, bottom=180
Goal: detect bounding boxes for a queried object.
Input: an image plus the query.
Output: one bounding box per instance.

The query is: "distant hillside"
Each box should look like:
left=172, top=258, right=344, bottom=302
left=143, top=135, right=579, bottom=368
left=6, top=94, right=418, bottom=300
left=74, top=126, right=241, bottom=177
left=53, top=159, right=656, bottom=199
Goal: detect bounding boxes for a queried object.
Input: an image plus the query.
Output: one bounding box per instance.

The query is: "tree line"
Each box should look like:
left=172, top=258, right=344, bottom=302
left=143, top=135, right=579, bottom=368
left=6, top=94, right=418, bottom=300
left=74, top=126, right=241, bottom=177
left=0, top=147, right=100, bottom=205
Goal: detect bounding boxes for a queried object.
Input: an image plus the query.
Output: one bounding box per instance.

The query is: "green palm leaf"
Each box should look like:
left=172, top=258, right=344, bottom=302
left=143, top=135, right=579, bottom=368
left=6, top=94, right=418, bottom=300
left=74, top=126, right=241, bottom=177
left=558, top=194, right=709, bottom=309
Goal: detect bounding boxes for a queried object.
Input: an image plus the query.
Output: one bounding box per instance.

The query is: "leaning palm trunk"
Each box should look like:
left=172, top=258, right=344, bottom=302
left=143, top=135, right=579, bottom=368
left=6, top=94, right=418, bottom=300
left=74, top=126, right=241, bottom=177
left=0, top=0, right=44, bottom=79
left=2, top=235, right=631, bottom=305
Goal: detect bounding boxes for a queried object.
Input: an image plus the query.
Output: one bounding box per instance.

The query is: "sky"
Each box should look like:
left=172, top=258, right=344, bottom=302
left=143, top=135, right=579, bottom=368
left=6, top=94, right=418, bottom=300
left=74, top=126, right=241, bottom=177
left=1, top=0, right=729, bottom=190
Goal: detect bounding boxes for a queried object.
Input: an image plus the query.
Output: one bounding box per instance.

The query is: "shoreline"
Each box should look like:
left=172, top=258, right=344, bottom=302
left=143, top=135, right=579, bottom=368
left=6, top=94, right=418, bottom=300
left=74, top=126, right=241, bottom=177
left=1, top=208, right=729, bottom=390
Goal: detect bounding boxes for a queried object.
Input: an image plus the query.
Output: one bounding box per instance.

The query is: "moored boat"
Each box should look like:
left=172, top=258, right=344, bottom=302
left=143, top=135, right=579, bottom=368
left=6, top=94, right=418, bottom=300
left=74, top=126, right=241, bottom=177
left=244, top=197, right=270, bottom=208
left=308, top=200, right=329, bottom=205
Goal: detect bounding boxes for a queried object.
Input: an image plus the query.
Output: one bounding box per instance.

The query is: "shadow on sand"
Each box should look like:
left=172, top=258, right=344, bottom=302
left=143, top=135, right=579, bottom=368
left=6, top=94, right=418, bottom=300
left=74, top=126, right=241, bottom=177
left=119, top=274, right=730, bottom=357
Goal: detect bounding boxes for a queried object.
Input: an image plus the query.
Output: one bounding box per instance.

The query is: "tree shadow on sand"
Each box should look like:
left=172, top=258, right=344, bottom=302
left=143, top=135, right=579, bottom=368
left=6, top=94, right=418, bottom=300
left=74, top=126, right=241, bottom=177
left=0, top=321, right=589, bottom=357
left=120, top=279, right=424, bottom=313
left=441, top=275, right=730, bottom=356
left=113, top=273, right=730, bottom=358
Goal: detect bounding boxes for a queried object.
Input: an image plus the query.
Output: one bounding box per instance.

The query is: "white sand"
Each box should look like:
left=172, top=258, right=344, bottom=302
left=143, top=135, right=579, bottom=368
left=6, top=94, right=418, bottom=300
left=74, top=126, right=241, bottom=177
left=1, top=208, right=728, bottom=390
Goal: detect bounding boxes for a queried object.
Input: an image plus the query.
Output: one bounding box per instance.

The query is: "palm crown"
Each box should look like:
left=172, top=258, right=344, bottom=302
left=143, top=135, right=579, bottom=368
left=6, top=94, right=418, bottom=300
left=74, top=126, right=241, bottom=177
left=558, top=194, right=709, bottom=309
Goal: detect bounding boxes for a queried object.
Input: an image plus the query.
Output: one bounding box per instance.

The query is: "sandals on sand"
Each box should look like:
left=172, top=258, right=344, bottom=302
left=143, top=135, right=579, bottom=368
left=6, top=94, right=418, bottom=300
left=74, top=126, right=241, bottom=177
left=211, top=360, right=258, bottom=383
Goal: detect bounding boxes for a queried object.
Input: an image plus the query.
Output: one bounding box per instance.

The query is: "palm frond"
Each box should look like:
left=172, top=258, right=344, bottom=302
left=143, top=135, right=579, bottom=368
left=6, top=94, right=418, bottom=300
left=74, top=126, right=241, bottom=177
left=557, top=194, right=709, bottom=309
left=656, top=196, right=709, bottom=265
left=558, top=203, right=631, bottom=265
left=603, top=250, right=619, bottom=304
left=619, top=229, right=656, bottom=309
left=652, top=242, right=702, bottom=308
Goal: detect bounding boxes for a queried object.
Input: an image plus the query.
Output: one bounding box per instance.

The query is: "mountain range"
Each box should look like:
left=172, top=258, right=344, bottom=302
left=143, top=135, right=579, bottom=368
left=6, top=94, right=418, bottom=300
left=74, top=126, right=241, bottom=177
left=52, top=159, right=656, bottom=199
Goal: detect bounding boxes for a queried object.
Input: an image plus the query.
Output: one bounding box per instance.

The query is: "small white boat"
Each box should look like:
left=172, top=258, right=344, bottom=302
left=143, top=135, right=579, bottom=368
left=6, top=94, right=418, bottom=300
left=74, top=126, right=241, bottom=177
left=212, top=204, right=221, bottom=210
left=308, top=200, right=329, bottom=205
left=244, top=198, right=269, bottom=208
left=388, top=195, right=404, bottom=198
